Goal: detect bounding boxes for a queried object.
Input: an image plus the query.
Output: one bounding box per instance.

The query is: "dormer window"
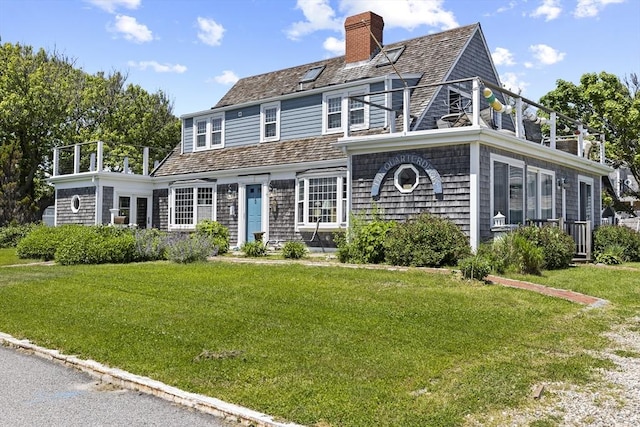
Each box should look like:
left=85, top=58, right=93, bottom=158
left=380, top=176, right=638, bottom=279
left=377, top=45, right=405, bottom=66
left=322, top=86, right=369, bottom=134
left=448, top=88, right=472, bottom=114
left=260, top=102, right=280, bottom=142
left=300, top=65, right=325, bottom=83
left=193, top=113, right=224, bottom=150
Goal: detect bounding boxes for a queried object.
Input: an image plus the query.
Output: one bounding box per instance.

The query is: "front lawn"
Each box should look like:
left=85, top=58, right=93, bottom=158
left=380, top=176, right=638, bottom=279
left=0, top=248, right=39, bottom=266
left=0, top=260, right=637, bottom=426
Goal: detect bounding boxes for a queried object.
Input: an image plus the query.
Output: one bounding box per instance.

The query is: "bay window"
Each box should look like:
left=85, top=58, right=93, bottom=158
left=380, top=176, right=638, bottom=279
left=170, top=184, right=216, bottom=229
left=297, top=175, right=347, bottom=227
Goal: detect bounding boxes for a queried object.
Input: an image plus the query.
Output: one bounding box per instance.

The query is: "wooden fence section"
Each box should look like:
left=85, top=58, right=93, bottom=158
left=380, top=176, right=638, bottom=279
left=528, top=218, right=592, bottom=261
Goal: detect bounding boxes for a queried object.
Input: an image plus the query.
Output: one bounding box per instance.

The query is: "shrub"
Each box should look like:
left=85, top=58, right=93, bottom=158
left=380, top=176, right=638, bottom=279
left=55, top=227, right=137, bottom=265
left=16, top=225, right=76, bottom=260
left=492, top=233, right=543, bottom=275
left=458, top=254, right=492, bottom=281
left=281, top=241, right=307, bottom=259
left=594, top=225, right=640, bottom=262
left=241, top=240, right=267, bottom=257
left=336, top=210, right=396, bottom=264
left=134, top=228, right=168, bottom=261
left=384, top=213, right=470, bottom=267
left=0, top=222, right=37, bottom=248
left=196, top=220, right=230, bottom=255
left=517, top=225, right=575, bottom=270
left=594, top=244, right=624, bottom=265
left=166, top=233, right=212, bottom=263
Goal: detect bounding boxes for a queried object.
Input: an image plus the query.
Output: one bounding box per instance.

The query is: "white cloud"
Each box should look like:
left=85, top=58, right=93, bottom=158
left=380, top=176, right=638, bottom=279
left=127, top=60, right=187, bottom=73
left=109, top=15, right=153, bottom=43
left=530, top=0, right=562, bottom=21
left=323, top=36, right=345, bottom=56
left=492, top=47, right=516, bottom=66
left=85, top=0, right=140, bottom=13
left=500, top=72, right=529, bottom=95
left=573, top=0, right=625, bottom=18
left=197, top=17, right=225, bottom=46
left=213, top=70, right=239, bottom=85
left=286, top=0, right=342, bottom=40
left=339, top=0, right=458, bottom=31
left=529, top=43, right=566, bottom=65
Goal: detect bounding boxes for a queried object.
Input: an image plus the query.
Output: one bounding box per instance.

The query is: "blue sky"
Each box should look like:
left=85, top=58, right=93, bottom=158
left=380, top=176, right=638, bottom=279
left=1, top=0, right=638, bottom=117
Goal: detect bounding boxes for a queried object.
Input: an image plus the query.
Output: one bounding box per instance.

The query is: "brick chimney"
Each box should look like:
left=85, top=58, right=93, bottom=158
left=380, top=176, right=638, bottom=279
left=344, top=11, right=384, bottom=63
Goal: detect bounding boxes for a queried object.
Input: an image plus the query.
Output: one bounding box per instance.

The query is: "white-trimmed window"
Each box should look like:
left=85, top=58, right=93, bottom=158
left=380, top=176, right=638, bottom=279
left=526, top=167, right=555, bottom=220
left=260, top=102, right=280, bottom=142
left=296, top=175, right=347, bottom=227
left=578, top=175, right=594, bottom=222
left=170, top=184, right=216, bottom=229
left=491, top=155, right=524, bottom=225
left=394, top=164, right=419, bottom=193
left=193, top=113, right=224, bottom=150
left=322, top=86, right=369, bottom=134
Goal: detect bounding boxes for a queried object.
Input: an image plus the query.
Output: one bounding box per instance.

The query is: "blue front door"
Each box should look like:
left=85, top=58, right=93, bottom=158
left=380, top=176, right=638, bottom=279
left=246, top=184, right=262, bottom=242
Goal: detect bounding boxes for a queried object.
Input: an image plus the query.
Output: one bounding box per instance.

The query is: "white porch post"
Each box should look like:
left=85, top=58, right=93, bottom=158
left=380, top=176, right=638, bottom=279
left=469, top=142, right=480, bottom=252
left=577, top=124, right=584, bottom=157
left=52, top=147, right=59, bottom=176
left=73, top=144, right=81, bottom=174
left=96, top=140, right=104, bottom=172
left=143, top=147, right=150, bottom=175
left=515, top=97, right=524, bottom=138
left=549, top=112, right=557, bottom=150
left=402, top=87, right=410, bottom=132
left=472, top=78, right=480, bottom=126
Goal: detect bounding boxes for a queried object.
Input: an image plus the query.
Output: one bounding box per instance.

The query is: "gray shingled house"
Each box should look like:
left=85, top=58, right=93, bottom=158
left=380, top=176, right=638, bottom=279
left=48, top=11, right=611, bottom=254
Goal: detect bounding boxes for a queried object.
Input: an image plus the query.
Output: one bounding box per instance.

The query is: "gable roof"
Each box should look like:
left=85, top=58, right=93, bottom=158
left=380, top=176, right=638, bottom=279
left=156, top=23, right=484, bottom=178
left=214, top=23, right=480, bottom=112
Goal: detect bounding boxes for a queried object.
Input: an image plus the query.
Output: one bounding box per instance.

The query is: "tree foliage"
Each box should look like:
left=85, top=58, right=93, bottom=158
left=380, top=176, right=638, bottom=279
left=0, top=42, right=180, bottom=225
left=539, top=71, right=640, bottom=200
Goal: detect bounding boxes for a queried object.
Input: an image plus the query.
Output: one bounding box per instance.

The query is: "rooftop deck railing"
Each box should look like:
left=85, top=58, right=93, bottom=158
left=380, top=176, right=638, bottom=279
left=348, top=76, right=607, bottom=165
left=51, top=140, right=154, bottom=177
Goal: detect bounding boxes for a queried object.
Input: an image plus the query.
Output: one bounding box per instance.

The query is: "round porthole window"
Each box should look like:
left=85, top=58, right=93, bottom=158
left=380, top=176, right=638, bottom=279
left=394, top=164, right=419, bottom=193
left=70, top=195, right=81, bottom=213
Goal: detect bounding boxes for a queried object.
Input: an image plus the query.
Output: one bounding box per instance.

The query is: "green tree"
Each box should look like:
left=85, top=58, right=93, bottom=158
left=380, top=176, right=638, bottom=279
left=540, top=72, right=640, bottom=202
left=0, top=42, right=180, bottom=225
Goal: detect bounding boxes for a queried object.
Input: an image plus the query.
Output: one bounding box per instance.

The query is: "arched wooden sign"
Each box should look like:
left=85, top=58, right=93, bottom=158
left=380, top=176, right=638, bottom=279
left=371, top=153, right=443, bottom=199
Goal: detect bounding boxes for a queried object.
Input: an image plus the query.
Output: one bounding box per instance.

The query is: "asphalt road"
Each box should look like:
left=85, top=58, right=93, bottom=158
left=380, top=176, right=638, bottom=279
left=0, top=345, right=232, bottom=426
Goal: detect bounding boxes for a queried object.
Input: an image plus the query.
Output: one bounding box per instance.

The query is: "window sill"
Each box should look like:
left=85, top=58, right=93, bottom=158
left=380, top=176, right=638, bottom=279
left=297, top=223, right=346, bottom=232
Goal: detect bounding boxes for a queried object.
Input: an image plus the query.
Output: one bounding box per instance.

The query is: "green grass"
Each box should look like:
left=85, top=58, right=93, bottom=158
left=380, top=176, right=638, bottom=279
left=0, top=260, right=638, bottom=426
left=0, top=248, right=40, bottom=266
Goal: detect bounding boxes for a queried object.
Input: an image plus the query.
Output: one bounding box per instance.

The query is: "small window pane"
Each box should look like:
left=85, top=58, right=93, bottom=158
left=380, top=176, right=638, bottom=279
left=175, top=188, right=194, bottom=225
left=541, top=173, right=553, bottom=219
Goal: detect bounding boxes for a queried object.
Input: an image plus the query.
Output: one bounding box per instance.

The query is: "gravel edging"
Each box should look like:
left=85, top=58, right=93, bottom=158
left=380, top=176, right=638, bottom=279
left=0, top=332, right=303, bottom=427
left=465, top=316, right=640, bottom=427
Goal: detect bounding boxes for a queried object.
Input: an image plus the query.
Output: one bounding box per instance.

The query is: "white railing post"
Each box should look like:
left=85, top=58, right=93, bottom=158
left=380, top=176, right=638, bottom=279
left=96, top=140, right=104, bottom=172
left=403, top=86, right=410, bottom=133
left=577, top=124, right=584, bottom=157
left=52, top=147, right=59, bottom=176
left=73, top=144, right=81, bottom=174
left=515, top=97, right=524, bottom=138
left=472, top=78, right=480, bottom=126
left=600, top=133, right=606, bottom=164
left=143, top=147, right=149, bottom=175
left=550, top=112, right=557, bottom=150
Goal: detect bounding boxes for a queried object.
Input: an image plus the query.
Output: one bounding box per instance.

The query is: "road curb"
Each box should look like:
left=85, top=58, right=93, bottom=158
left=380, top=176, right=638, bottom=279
left=0, top=332, right=303, bottom=427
